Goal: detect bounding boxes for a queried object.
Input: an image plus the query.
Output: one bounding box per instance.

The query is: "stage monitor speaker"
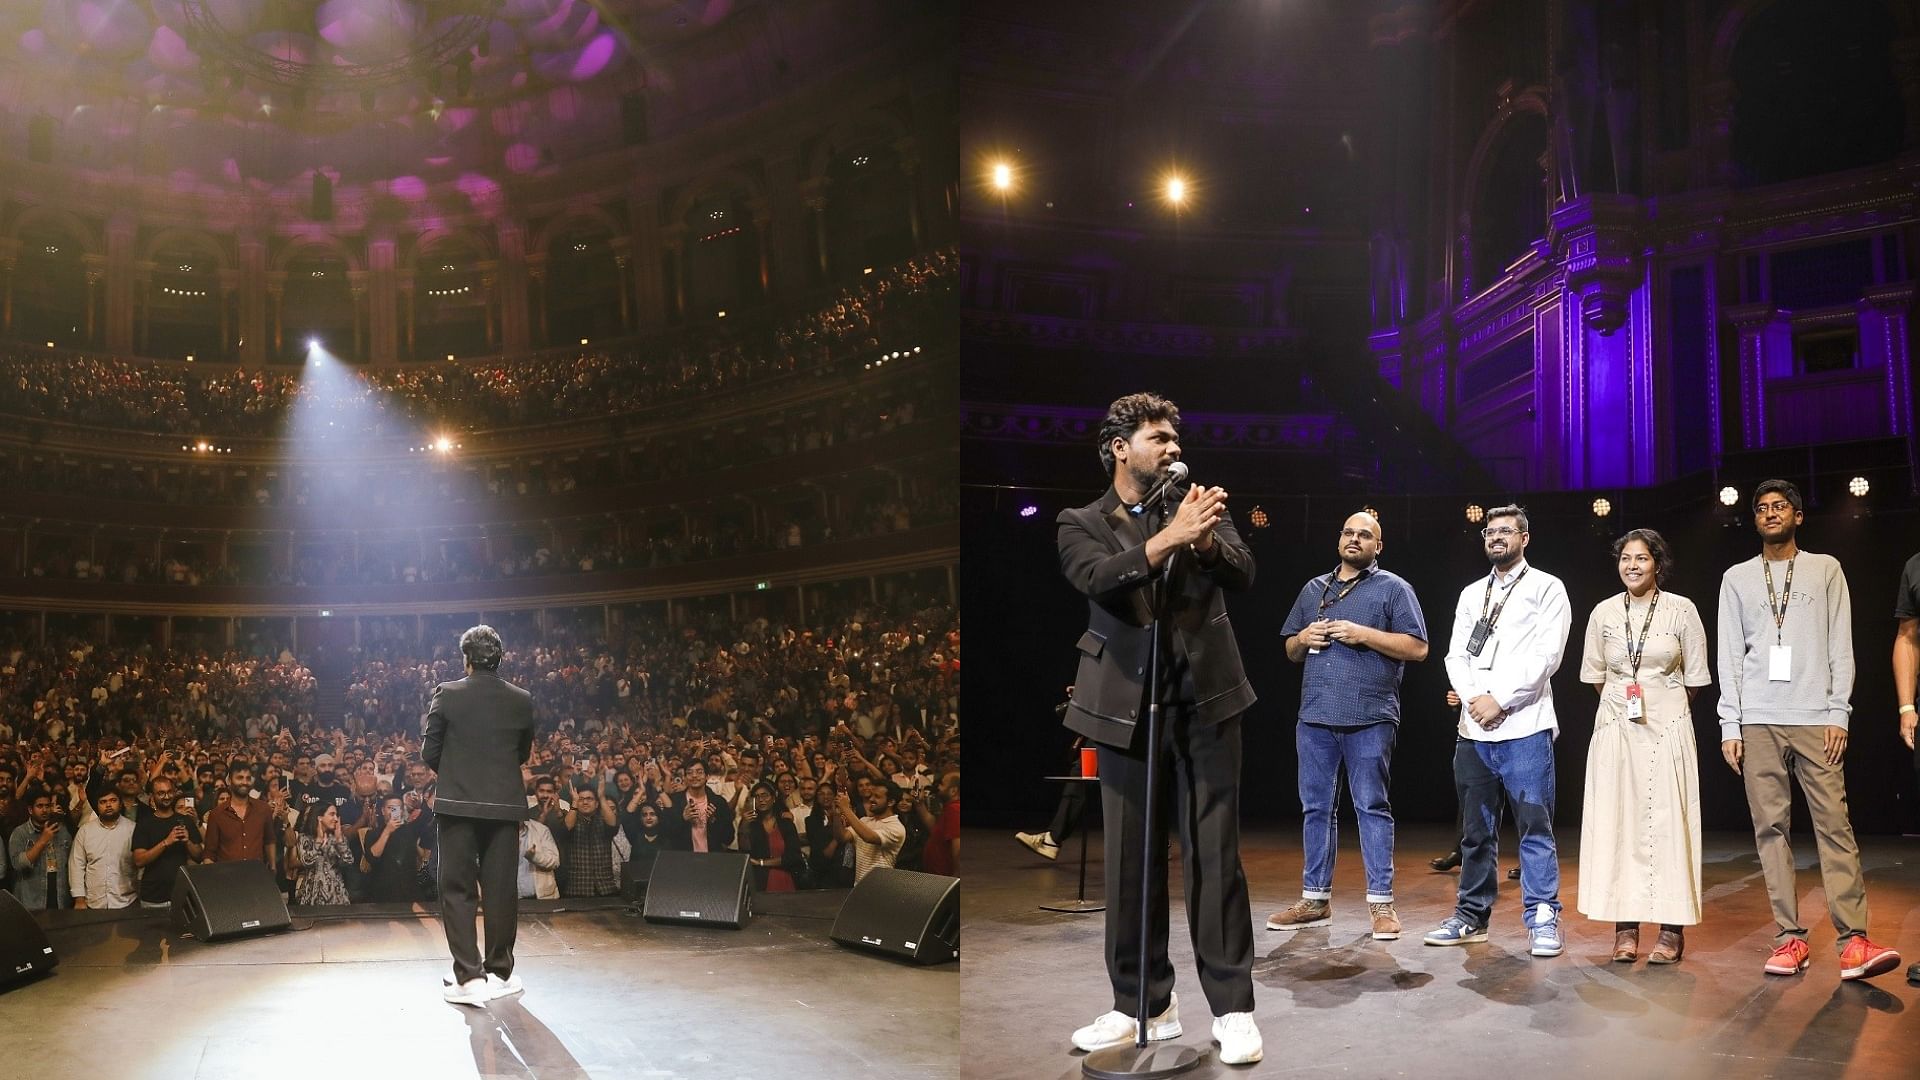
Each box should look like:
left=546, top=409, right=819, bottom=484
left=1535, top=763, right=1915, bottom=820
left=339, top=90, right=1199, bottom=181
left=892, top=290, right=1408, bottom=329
left=620, top=847, right=660, bottom=903
left=172, top=861, right=292, bottom=942
left=0, top=890, right=57, bottom=988
left=830, top=868, right=959, bottom=965
left=641, top=851, right=750, bottom=929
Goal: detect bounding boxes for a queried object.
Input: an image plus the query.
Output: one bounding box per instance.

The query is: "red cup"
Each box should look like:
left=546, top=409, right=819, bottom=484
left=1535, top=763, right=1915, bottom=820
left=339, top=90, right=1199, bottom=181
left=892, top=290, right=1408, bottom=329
left=1080, top=745, right=1099, bottom=778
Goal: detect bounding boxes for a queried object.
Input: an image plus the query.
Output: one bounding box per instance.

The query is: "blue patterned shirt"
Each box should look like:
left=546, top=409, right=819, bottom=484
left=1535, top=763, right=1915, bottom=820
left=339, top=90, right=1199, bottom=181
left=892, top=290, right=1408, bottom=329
left=1281, top=565, right=1428, bottom=726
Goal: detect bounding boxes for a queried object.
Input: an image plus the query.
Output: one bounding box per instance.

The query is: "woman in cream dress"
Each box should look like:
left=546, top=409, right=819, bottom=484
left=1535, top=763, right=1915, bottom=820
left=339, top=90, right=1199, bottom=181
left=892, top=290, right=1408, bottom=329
left=1577, top=529, right=1711, bottom=964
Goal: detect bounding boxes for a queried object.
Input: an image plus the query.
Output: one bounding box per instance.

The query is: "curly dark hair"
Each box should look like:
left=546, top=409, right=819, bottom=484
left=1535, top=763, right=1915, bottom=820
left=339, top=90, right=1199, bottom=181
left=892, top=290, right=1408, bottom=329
left=1096, top=392, right=1181, bottom=477
left=1610, top=528, right=1674, bottom=588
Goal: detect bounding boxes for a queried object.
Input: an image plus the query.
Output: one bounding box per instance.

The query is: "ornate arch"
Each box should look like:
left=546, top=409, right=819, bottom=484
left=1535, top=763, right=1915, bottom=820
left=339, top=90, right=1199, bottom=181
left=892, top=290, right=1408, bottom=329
left=271, top=233, right=363, bottom=274
left=141, top=226, right=230, bottom=274
left=804, top=107, right=912, bottom=184
left=7, top=204, right=100, bottom=258
left=667, top=166, right=768, bottom=226
left=410, top=227, right=495, bottom=269
left=1458, top=88, right=1553, bottom=230
left=530, top=202, right=626, bottom=257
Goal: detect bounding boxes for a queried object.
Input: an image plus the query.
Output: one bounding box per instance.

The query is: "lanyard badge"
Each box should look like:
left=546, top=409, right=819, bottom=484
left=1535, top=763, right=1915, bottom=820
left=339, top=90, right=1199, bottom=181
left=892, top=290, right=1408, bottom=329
left=1623, top=591, right=1658, bottom=722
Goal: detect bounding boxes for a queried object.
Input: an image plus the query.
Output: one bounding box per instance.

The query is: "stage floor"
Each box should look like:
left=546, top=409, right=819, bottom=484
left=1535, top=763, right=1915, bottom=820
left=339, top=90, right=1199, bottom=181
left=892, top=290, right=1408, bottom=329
left=962, top=822, right=1920, bottom=1080
left=8, top=891, right=956, bottom=1080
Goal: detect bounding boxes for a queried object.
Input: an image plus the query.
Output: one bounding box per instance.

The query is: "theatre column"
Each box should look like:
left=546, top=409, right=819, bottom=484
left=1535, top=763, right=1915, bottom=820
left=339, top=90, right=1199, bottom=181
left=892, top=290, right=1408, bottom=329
left=105, top=212, right=136, bottom=353
left=801, top=180, right=831, bottom=281
left=663, top=224, right=689, bottom=322
left=0, top=237, right=15, bottom=333
left=767, top=154, right=809, bottom=298
left=1726, top=302, right=1791, bottom=450
left=83, top=258, right=104, bottom=346
left=238, top=234, right=267, bottom=365
left=368, top=234, right=399, bottom=364
left=894, top=136, right=925, bottom=250
left=268, top=274, right=287, bottom=355
left=628, top=182, right=667, bottom=327
left=495, top=222, right=531, bottom=352
left=1861, top=282, right=1916, bottom=437
left=348, top=271, right=367, bottom=358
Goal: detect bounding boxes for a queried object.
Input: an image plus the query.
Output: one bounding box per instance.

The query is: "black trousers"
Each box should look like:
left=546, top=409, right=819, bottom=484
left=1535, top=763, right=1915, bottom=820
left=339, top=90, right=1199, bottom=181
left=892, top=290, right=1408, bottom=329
left=1048, top=776, right=1090, bottom=844
left=1096, top=709, right=1254, bottom=1019
left=436, top=815, right=521, bottom=984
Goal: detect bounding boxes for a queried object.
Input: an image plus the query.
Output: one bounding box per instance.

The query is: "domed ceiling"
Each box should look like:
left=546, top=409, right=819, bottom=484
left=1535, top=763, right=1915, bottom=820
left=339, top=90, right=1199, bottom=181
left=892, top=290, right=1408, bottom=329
left=0, top=0, right=842, bottom=193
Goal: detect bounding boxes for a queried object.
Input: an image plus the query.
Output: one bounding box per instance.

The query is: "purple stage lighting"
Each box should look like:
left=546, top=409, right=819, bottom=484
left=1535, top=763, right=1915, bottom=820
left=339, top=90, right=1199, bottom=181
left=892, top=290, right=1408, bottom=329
left=1019, top=504, right=1039, bottom=518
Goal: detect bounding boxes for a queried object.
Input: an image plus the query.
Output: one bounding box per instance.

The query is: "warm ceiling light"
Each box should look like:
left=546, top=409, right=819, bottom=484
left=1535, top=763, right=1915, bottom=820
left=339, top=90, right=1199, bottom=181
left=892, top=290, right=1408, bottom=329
left=1718, top=486, right=1739, bottom=507
left=441, top=264, right=454, bottom=271
left=991, top=161, right=1013, bottom=192
left=1164, top=175, right=1187, bottom=205
left=1465, top=504, right=1485, bottom=524
left=1849, top=476, right=1870, bottom=497
left=178, top=264, right=192, bottom=272
left=436, top=438, right=452, bottom=453
left=1248, top=507, right=1270, bottom=529
left=1592, top=498, right=1612, bottom=518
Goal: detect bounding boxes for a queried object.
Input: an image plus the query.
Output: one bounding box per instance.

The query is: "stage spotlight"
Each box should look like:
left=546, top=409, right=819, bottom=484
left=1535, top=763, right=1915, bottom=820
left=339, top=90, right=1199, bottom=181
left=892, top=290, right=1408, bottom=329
left=580, top=338, right=589, bottom=345
left=1361, top=505, right=1380, bottom=521
left=436, top=437, right=452, bottom=453
left=1164, top=174, right=1187, bottom=206
left=991, top=161, right=1013, bottom=191
left=1464, top=504, right=1485, bottom=524
left=1849, top=476, right=1870, bottom=497
left=1592, top=498, right=1612, bottom=518
left=1718, top=486, right=1739, bottom=506
left=1019, top=505, right=1039, bottom=518
left=1248, top=506, right=1270, bottom=529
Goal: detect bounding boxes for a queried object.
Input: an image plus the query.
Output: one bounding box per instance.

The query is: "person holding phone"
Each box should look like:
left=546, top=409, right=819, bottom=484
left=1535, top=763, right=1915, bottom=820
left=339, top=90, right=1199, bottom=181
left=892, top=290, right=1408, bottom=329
left=131, top=776, right=201, bottom=909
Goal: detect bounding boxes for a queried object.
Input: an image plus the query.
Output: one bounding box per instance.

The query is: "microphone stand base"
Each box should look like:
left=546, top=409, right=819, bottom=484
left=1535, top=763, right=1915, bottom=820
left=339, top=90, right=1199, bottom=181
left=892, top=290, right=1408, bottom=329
left=1082, top=1042, right=1206, bottom=1079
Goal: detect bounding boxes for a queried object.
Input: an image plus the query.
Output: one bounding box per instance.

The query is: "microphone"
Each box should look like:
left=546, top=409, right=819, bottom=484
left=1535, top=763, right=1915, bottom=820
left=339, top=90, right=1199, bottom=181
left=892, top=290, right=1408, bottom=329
left=1138, top=461, right=1189, bottom=512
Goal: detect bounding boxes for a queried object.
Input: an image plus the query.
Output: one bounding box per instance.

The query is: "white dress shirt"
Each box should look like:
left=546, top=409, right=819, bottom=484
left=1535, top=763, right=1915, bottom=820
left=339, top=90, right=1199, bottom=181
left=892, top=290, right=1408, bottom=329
left=69, top=814, right=137, bottom=909
left=1444, top=559, right=1572, bottom=743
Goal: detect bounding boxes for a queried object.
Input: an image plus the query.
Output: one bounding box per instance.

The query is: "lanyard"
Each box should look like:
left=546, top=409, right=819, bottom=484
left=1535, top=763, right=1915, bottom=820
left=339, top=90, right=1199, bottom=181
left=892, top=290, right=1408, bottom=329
left=1761, top=557, right=1795, bottom=646
left=1623, top=590, right=1659, bottom=679
left=1478, top=565, right=1529, bottom=633
left=1317, top=566, right=1370, bottom=616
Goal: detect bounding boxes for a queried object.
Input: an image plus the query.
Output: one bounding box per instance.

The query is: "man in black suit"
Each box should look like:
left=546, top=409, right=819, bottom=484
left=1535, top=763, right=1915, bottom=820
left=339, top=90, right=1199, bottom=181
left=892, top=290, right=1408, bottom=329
left=423, top=625, right=536, bottom=1006
left=1058, top=392, right=1262, bottom=1066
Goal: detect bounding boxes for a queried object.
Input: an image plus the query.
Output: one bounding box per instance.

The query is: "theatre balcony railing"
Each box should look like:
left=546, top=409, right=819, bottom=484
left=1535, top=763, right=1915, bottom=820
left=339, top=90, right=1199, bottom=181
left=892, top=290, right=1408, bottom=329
left=0, top=523, right=958, bottom=618
left=0, top=418, right=953, bottom=531
left=0, top=340, right=952, bottom=462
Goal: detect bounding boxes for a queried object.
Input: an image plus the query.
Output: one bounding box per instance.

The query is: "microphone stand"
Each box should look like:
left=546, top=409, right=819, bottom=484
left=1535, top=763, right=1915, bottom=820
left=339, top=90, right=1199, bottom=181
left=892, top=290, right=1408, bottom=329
left=1085, top=484, right=1204, bottom=1080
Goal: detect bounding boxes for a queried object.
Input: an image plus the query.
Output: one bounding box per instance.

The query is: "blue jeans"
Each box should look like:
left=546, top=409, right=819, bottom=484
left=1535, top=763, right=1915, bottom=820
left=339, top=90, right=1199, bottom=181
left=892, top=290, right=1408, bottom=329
left=1298, top=720, right=1396, bottom=903
left=1454, top=733, right=1560, bottom=928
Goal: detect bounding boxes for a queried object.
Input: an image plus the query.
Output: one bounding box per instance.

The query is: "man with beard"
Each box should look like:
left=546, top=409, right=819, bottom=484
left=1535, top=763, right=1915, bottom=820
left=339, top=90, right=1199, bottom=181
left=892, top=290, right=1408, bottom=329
left=1267, top=511, right=1428, bottom=941
left=304, top=753, right=352, bottom=819
left=1427, top=504, right=1571, bottom=958
left=202, top=761, right=277, bottom=872
left=69, top=790, right=137, bottom=909
left=1717, top=480, right=1899, bottom=981
left=131, top=776, right=202, bottom=908
left=1056, top=392, right=1262, bottom=1065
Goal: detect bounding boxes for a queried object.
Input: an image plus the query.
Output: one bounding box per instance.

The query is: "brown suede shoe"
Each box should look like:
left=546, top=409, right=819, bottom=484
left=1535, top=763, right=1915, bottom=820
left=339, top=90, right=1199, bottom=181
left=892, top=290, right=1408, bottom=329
left=1648, top=929, right=1684, bottom=965
left=1613, top=928, right=1639, bottom=962
left=1265, top=898, right=1332, bottom=931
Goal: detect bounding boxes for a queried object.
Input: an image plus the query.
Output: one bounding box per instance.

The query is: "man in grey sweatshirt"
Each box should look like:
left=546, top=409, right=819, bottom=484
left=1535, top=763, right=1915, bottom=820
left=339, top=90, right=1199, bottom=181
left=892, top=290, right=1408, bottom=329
left=1716, top=479, right=1899, bottom=982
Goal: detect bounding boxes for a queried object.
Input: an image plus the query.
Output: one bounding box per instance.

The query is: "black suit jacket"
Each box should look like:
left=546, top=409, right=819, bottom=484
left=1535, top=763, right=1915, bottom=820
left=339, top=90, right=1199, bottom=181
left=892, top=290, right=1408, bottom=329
left=1057, top=485, right=1257, bottom=749
left=664, top=789, right=737, bottom=851
left=422, top=671, right=535, bottom=821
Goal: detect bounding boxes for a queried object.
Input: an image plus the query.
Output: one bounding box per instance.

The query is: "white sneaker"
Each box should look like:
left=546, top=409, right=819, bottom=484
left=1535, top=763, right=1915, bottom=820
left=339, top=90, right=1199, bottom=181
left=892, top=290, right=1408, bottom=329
left=486, top=973, right=525, bottom=999
left=1017, top=831, right=1060, bottom=860
left=1211, top=1012, right=1263, bottom=1066
left=1070, top=991, right=1181, bottom=1051
left=442, top=976, right=493, bottom=1006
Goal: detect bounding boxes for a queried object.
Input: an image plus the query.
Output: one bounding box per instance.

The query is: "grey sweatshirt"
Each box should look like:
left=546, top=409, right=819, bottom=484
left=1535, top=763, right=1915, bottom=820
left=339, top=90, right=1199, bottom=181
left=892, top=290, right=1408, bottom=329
left=1715, top=551, right=1854, bottom=741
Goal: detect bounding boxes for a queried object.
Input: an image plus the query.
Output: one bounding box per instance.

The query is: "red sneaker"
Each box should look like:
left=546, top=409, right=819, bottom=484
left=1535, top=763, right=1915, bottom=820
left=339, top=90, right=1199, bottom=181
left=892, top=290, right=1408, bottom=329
left=1838, top=936, right=1901, bottom=981
left=1764, top=937, right=1811, bottom=975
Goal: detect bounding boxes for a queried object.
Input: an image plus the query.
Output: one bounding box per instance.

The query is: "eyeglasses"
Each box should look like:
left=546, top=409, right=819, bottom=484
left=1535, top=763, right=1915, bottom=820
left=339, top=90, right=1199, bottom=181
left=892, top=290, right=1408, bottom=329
left=1337, top=529, right=1376, bottom=541
left=1753, top=501, right=1795, bottom=515
left=1480, top=527, right=1520, bottom=539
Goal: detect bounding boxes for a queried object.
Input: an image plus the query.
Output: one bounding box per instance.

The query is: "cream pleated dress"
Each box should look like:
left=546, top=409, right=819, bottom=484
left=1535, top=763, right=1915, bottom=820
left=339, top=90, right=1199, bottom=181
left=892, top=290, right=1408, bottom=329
left=1576, top=590, right=1712, bottom=925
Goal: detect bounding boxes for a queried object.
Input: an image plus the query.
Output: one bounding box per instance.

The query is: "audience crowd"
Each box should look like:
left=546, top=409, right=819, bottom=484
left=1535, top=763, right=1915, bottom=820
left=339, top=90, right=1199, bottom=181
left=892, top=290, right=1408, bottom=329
left=0, top=252, right=955, bottom=439
left=3, top=601, right=960, bottom=909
